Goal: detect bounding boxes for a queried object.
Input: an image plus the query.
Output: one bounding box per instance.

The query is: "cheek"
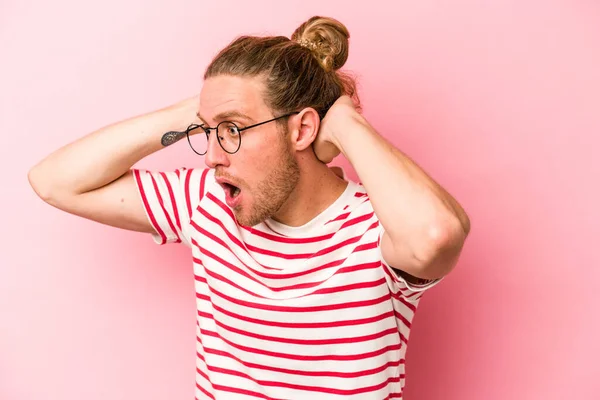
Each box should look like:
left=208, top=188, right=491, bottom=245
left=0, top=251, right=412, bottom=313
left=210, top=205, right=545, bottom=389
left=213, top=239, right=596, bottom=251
left=241, top=139, right=281, bottom=173
left=236, top=130, right=287, bottom=186
left=235, top=152, right=269, bottom=190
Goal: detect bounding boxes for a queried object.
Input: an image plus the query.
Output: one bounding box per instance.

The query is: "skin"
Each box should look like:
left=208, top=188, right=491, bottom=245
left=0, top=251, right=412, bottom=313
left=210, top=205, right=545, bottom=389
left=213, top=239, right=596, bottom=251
left=198, top=75, right=348, bottom=228
left=199, top=76, right=471, bottom=281
left=28, top=95, right=199, bottom=234
left=28, top=74, right=469, bottom=282
left=315, top=96, right=471, bottom=280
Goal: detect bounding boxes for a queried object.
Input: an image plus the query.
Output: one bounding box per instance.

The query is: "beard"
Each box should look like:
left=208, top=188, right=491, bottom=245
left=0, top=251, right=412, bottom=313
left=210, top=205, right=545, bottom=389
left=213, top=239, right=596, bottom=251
left=233, top=137, right=300, bottom=227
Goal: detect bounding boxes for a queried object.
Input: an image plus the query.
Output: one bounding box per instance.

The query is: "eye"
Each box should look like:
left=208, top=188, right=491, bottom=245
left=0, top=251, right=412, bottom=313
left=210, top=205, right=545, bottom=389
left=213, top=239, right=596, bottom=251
left=226, top=125, right=239, bottom=136
left=220, top=122, right=239, bottom=137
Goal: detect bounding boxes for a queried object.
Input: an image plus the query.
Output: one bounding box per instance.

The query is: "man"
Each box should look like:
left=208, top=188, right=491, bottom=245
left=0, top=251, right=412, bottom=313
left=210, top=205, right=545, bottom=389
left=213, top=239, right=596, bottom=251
left=29, top=16, right=470, bottom=400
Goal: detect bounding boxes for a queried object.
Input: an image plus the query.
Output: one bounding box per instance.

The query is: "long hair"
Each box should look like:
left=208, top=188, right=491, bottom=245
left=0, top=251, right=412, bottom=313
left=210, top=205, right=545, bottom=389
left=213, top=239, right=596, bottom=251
left=204, top=16, right=360, bottom=119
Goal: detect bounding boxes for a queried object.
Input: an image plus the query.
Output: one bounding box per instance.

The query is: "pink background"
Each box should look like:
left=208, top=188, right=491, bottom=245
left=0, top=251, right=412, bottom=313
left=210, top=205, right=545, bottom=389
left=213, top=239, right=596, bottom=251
left=2, top=0, right=599, bottom=399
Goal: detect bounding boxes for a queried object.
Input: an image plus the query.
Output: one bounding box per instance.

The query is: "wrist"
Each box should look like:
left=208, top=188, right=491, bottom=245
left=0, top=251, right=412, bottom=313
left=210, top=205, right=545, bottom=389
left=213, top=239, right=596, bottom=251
left=174, top=94, right=200, bottom=115
left=330, top=111, right=368, bottom=150
left=164, top=95, right=200, bottom=132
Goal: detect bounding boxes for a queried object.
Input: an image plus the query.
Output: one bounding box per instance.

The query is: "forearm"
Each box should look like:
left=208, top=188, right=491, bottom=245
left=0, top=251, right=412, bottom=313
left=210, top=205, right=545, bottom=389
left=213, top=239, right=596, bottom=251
left=332, top=114, right=470, bottom=265
left=29, top=97, right=197, bottom=199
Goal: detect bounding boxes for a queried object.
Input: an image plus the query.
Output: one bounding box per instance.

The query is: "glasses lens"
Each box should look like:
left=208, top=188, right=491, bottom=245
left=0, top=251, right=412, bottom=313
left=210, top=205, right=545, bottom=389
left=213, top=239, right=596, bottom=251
left=187, top=125, right=208, bottom=155
left=217, top=122, right=241, bottom=154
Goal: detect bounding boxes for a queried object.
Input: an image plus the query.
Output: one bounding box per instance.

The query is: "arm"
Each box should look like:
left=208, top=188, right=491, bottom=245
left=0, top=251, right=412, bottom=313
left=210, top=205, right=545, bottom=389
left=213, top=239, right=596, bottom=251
left=315, top=97, right=470, bottom=281
left=28, top=95, right=199, bottom=232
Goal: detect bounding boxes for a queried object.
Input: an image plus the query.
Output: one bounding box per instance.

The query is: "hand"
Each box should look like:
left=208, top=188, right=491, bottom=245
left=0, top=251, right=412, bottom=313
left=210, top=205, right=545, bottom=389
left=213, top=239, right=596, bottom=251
left=164, top=93, right=201, bottom=134
left=313, top=95, right=360, bottom=164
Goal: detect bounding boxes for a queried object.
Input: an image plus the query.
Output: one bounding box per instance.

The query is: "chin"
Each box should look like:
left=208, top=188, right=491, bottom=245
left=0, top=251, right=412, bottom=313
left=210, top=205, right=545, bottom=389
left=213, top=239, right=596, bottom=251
left=235, top=216, right=262, bottom=228
left=233, top=208, right=259, bottom=228
left=234, top=202, right=278, bottom=227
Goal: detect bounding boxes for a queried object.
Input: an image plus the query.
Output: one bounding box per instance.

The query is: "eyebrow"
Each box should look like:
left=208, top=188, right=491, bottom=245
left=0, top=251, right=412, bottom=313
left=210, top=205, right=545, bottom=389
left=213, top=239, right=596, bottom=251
left=196, top=111, right=255, bottom=125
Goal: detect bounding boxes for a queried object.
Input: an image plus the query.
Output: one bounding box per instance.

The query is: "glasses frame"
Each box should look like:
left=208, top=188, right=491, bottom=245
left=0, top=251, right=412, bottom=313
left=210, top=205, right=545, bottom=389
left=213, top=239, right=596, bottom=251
left=185, top=112, right=299, bottom=156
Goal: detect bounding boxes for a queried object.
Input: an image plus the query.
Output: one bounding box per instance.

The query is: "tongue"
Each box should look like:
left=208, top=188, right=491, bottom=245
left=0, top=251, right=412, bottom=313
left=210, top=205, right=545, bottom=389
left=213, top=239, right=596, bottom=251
left=225, top=183, right=240, bottom=198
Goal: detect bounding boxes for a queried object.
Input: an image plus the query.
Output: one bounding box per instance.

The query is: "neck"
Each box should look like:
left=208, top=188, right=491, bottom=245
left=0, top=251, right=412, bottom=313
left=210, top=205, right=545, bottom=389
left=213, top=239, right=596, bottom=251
left=271, top=159, right=348, bottom=227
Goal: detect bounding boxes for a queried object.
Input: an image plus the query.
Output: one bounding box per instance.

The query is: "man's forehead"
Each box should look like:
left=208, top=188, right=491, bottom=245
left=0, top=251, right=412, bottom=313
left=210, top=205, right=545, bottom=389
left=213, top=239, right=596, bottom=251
left=198, top=76, right=267, bottom=124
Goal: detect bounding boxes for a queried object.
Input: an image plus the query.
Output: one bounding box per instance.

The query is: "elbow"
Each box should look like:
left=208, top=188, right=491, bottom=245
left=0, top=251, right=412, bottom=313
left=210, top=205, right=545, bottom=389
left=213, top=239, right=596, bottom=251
left=459, top=210, right=471, bottom=236
left=28, top=165, right=56, bottom=203
left=415, top=217, right=469, bottom=279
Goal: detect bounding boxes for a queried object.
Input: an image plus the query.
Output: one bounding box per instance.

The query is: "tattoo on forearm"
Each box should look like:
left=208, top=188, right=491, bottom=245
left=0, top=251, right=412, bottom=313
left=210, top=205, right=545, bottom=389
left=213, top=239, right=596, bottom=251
left=161, top=130, right=186, bottom=147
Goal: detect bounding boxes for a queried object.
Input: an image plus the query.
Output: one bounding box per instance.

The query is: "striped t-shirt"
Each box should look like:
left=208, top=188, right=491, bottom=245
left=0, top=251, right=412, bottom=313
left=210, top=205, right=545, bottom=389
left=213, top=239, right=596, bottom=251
left=133, top=167, right=438, bottom=400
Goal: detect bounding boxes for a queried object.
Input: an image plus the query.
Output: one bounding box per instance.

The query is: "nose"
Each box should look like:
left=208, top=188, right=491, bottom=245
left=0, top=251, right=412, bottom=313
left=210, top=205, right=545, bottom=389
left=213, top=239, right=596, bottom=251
left=204, top=131, right=230, bottom=169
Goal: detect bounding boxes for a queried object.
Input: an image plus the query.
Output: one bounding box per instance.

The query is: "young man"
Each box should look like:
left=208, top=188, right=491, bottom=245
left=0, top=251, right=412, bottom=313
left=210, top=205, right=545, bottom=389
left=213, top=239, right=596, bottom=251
left=29, top=16, right=470, bottom=400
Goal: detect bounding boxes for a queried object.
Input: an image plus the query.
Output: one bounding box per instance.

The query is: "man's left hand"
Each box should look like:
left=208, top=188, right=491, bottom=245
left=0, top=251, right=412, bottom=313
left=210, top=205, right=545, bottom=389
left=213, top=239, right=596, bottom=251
left=313, top=95, right=361, bottom=164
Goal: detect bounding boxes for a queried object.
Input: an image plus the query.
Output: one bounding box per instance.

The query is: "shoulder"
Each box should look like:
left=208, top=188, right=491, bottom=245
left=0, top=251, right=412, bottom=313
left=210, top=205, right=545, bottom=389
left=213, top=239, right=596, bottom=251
left=168, top=167, right=216, bottom=212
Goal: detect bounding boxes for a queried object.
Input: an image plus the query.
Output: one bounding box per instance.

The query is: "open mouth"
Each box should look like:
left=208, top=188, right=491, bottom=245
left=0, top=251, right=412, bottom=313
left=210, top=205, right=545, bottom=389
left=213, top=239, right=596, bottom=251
left=222, top=182, right=241, bottom=198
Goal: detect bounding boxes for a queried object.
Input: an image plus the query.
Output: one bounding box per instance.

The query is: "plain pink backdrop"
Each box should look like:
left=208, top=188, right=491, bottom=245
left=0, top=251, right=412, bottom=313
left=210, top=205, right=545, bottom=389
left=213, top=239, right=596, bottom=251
left=1, top=0, right=599, bottom=399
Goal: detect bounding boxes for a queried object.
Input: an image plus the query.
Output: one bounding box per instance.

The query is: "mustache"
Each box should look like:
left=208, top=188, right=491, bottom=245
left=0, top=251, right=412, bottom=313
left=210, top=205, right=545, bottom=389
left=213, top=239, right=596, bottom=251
left=215, top=168, right=243, bottom=187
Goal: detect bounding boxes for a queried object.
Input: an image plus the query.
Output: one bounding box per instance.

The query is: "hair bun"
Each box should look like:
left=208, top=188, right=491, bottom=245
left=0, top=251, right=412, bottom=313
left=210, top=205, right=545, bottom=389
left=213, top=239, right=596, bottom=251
left=292, top=16, right=350, bottom=72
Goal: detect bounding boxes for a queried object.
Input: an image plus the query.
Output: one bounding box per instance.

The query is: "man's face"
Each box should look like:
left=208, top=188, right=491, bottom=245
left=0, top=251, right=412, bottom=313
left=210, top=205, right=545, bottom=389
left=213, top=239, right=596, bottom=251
left=198, top=75, right=300, bottom=227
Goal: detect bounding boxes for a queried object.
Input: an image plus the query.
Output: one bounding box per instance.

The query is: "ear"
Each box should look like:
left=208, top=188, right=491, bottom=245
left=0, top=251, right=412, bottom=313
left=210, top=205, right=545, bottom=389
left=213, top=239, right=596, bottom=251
left=289, top=108, right=320, bottom=151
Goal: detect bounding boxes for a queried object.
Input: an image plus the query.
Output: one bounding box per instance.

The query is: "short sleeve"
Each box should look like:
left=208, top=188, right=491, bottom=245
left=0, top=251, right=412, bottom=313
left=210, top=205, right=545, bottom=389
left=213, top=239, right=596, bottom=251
left=378, top=227, right=442, bottom=302
left=132, top=167, right=210, bottom=247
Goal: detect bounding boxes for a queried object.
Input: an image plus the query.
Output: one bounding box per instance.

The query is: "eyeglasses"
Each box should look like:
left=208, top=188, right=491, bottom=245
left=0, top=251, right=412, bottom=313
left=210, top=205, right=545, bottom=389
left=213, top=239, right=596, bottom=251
left=185, top=112, right=299, bottom=156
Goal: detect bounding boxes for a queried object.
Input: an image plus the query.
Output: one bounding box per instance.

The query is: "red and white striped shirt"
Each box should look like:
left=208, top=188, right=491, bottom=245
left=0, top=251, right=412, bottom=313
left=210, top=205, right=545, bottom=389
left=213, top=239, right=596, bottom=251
left=133, top=167, right=438, bottom=399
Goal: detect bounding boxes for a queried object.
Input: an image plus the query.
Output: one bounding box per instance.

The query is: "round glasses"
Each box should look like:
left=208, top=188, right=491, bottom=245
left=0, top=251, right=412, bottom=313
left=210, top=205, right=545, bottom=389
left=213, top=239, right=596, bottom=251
left=185, top=112, right=299, bottom=156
